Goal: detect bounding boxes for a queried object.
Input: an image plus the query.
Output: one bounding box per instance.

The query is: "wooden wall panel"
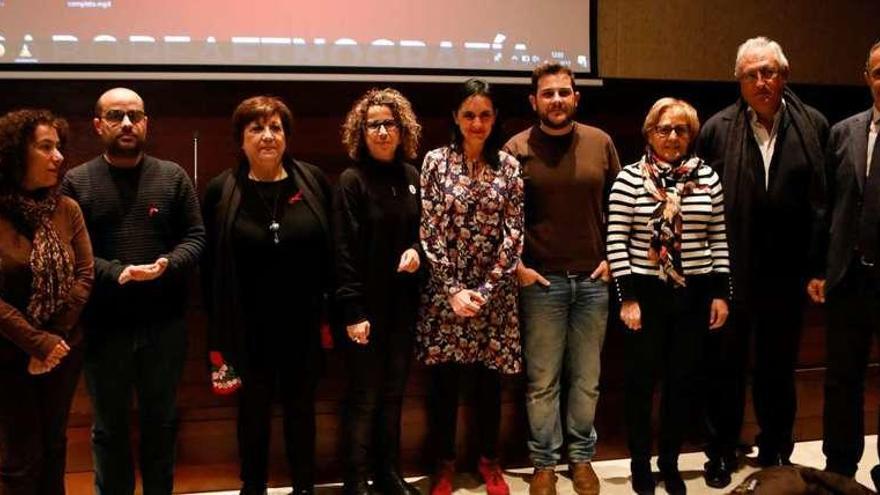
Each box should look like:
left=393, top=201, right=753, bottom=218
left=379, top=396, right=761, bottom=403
left=598, top=0, right=880, bottom=85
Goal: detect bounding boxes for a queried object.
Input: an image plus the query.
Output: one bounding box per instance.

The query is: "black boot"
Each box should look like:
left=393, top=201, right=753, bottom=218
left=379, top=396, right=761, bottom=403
left=631, top=459, right=655, bottom=495
left=703, top=456, right=733, bottom=489
left=240, top=484, right=267, bottom=495
left=343, top=477, right=373, bottom=495
left=659, top=462, right=686, bottom=495
left=374, top=468, right=420, bottom=495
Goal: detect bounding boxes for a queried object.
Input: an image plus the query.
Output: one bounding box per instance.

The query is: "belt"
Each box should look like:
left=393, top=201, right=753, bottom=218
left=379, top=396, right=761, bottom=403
left=544, top=270, right=591, bottom=279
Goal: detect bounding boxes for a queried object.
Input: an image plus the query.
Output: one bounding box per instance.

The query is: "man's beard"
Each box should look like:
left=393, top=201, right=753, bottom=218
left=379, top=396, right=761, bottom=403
left=539, top=109, right=575, bottom=130
left=107, top=136, right=144, bottom=158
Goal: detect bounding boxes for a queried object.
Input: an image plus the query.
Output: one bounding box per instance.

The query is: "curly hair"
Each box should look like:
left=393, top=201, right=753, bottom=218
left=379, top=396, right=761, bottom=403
left=341, top=88, right=421, bottom=161
left=0, top=109, right=68, bottom=193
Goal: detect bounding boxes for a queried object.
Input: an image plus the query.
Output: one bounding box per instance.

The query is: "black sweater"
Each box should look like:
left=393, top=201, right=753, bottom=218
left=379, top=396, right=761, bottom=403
left=332, top=158, right=421, bottom=329
left=61, top=155, right=205, bottom=329
left=202, top=159, right=332, bottom=370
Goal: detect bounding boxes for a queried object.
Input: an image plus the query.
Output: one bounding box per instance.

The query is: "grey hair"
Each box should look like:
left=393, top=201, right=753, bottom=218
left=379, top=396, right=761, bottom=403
left=734, top=36, right=790, bottom=79
left=867, top=40, right=880, bottom=71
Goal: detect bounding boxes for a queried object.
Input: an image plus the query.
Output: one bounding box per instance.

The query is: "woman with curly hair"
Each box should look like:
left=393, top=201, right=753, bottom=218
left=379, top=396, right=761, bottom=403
left=0, top=109, right=94, bottom=494
left=334, top=87, right=423, bottom=495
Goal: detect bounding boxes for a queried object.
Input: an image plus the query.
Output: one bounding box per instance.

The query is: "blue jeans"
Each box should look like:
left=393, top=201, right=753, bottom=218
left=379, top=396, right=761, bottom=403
left=84, top=318, right=187, bottom=495
left=520, top=274, right=609, bottom=467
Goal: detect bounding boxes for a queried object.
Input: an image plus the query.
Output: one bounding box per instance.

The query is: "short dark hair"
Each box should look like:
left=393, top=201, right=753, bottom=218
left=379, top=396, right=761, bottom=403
left=0, top=109, right=68, bottom=193
left=341, top=87, right=422, bottom=162
left=450, top=78, right=504, bottom=170
left=232, top=95, right=294, bottom=149
left=530, top=62, right=576, bottom=94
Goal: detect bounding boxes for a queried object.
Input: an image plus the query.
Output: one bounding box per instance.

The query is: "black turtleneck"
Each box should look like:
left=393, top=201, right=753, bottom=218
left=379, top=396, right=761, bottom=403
left=332, top=158, right=421, bottom=329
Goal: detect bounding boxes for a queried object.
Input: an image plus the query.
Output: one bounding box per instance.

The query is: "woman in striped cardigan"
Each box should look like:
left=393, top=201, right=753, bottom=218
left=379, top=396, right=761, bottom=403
left=606, top=98, right=730, bottom=495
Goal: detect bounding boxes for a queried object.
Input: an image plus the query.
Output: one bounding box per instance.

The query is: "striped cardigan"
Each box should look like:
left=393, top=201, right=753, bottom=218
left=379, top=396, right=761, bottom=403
left=606, top=160, right=731, bottom=302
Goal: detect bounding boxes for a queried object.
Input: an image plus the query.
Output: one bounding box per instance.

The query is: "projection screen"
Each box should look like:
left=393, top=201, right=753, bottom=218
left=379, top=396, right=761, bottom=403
left=0, top=0, right=595, bottom=78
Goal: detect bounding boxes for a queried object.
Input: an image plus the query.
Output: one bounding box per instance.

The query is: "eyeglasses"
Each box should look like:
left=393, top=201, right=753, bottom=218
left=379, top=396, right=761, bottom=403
left=740, top=67, right=780, bottom=83
left=364, top=119, right=399, bottom=133
left=653, top=125, right=690, bottom=137
left=101, top=109, right=146, bottom=125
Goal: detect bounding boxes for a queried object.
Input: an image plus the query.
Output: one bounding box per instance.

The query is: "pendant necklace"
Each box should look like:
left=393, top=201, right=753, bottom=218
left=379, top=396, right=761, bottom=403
left=251, top=177, right=283, bottom=245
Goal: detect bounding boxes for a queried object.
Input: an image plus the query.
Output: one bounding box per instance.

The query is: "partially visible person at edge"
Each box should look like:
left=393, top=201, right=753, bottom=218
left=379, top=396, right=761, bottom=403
left=62, top=87, right=205, bottom=495
left=811, top=40, right=880, bottom=490
left=696, top=36, right=828, bottom=489
left=334, top=87, right=423, bottom=495
left=0, top=109, right=94, bottom=494
left=201, top=95, right=332, bottom=495
left=417, top=78, right=524, bottom=495
left=607, top=97, right=730, bottom=495
left=503, top=61, right=620, bottom=495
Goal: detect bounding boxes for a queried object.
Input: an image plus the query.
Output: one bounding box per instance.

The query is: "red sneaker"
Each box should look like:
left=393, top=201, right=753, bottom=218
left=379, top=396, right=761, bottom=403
left=478, top=457, right=510, bottom=495
left=431, top=459, right=455, bottom=495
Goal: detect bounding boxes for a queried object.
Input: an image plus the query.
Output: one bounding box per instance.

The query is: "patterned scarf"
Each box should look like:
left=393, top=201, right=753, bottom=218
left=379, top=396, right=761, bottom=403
left=640, top=148, right=706, bottom=287
left=0, top=189, right=74, bottom=326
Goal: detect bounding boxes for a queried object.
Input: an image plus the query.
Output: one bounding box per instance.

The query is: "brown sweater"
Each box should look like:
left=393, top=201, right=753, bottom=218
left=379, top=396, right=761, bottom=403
left=504, top=123, right=621, bottom=272
left=0, top=195, right=94, bottom=364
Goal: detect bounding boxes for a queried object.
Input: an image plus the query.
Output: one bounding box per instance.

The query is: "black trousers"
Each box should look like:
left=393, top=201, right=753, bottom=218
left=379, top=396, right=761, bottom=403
left=237, top=322, right=320, bottom=493
left=823, top=263, right=880, bottom=476
left=429, top=362, right=501, bottom=462
left=343, top=325, right=413, bottom=480
left=0, top=346, right=83, bottom=495
left=703, top=277, right=804, bottom=462
left=624, top=275, right=712, bottom=466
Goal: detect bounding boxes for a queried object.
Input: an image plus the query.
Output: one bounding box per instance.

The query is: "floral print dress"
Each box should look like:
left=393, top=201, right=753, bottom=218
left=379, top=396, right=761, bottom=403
left=416, top=146, right=524, bottom=374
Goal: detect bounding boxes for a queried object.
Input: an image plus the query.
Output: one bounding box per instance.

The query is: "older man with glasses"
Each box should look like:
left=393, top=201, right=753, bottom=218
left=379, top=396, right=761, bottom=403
left=695, top=37, right=829, bottom=488
left=62, top=87, right=205, bottom=495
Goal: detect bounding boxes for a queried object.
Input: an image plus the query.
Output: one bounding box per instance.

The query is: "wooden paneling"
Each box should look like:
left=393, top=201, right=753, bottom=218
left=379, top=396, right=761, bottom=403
left=598, top=0, right=880, bottom=85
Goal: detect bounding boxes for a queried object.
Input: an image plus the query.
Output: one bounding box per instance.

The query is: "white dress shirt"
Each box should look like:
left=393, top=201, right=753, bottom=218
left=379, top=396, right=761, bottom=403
left=748, top=100, right=786, bottom=190
left=868, top=106, right=880, bottom=175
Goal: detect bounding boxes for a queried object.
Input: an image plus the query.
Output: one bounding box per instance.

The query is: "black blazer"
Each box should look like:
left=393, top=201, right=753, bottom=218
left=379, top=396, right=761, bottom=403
left=824, top=109, right=875, bottom=295
left=201, top=158, right=333, bottom=370
left=696, top=102, right=828, bottom=304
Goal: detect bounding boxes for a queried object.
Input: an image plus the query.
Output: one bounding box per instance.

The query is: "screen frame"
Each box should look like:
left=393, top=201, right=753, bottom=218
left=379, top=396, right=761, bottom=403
left=0, top=1, right=598, bottom=80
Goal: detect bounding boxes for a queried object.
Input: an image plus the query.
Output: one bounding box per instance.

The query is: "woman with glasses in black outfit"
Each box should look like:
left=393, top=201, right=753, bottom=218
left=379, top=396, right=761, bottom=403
left=334, top=88, right=423, bottom=495
left=201, top=96, right=332, bottom=495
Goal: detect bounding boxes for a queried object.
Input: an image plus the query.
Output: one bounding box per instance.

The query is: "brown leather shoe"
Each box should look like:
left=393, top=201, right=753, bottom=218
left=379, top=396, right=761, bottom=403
left=570, top=462, right=600, bottom=495
left=529, top=468, right=558, bottom=495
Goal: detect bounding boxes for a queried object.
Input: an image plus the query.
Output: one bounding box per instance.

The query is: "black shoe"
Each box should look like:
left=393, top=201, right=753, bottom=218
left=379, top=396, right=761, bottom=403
left=871, top=465, right=880, bottom=492
left=240, top=484, right=268, bottom=495
left=757, top=451, right=790, bottom=468
left=659, top=465, right=686, bottom=495
left=703, top=458, right=732, bottom=489
left=374, top=469, right=420, bottom=495
left=343, top=477, right=373, bottom=495
left=631, top=460, right=655, bottom=495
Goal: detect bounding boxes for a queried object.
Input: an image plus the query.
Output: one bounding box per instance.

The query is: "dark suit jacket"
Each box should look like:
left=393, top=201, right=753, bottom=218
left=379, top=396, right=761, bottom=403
left=824, top=108, right=875, bottom=295
left=696, top=102, right=829, bottom=305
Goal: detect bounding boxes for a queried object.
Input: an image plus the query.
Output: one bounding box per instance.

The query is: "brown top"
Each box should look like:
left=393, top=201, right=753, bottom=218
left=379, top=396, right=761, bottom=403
left=504, top=123, right=621, bottom=272
left=0, top=195, right=94, bottom=363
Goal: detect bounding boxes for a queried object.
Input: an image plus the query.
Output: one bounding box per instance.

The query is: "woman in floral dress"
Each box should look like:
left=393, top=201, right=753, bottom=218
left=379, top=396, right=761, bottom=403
left=418, top=78, right=524, bottom=495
